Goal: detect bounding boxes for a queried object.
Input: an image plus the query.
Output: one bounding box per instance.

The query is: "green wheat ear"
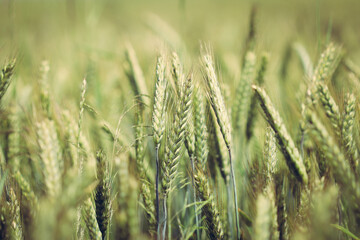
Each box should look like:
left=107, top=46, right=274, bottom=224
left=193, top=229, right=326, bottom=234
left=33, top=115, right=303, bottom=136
left=194, top=166, right=225, bottom=240
left=135, top=105, right=156, bottom=234
left=253, top=85, right=308, bottom=184
left=306, top=111, right=360, bottom=204
left=94, top=150, right=111, bottom=240
left=202, top=53, right=232, bottom=148
left=312, top=42, right=341, bottom=83
left=36, top=119, right=63, bottom=198
left=233, top=51, right=256, bottom=132
left=246, top=53, right=269, bottom=141
left=194, top=89, right=208, bottom=168
left=82, top=198, right=102, bottom=240
left=0, top=59, right=16, bottom=101
left=202, top=50, right=240, bottom=239
left=341, top=93, right=358, bottom=172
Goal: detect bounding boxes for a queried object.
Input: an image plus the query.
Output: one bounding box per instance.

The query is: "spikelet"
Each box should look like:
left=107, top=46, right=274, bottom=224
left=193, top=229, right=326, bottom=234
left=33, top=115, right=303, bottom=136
left=161, top=125, right=181, bottom=197
left=253, top=85, right=308, bottom=184
left=264, top=127, right=277, bottom=181
left=194, top=90, right=208, bottom=168
left=315, top=82, right=341, bottom=138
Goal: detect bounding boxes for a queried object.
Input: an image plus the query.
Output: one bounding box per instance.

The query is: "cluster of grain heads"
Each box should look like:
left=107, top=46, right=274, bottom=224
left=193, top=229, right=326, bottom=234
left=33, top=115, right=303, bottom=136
left=171, top=52, right=201, bottom=239
left=306, top=111, right=360, bottom=209
left=202, top=52, right=240, bottom=239
left=253, top=85, right=308, bottom=184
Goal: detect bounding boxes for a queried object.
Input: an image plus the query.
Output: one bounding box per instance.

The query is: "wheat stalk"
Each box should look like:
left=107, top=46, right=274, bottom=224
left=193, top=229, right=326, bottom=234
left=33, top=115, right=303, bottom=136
left=152, top=55, right=167, bottom=235
left=203, top=52, right=240, bottom=239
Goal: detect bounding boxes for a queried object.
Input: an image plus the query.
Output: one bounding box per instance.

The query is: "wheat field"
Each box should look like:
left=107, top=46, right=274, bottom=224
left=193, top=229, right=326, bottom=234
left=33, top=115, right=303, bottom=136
left=1, top=0, right=360, bottom=239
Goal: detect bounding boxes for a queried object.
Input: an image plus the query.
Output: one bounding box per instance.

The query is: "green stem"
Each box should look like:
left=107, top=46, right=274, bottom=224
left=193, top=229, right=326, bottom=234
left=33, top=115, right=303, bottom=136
left=156, top=145, right=160, bottom=240
left=162, top=196, right=167, bottom=240
left=228, top=148, right=240, bottom=239
left=190, top=155, right=201, bottom=240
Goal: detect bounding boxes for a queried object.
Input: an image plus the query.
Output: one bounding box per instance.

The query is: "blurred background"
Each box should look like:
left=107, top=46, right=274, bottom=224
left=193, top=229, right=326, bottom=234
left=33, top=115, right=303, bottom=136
left=0, top=0, right=359, bottom=128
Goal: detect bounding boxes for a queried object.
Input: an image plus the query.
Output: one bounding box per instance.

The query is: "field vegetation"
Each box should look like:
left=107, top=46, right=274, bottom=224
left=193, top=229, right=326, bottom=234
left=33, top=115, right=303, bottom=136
left=1, top=0, right=360, bottom=239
